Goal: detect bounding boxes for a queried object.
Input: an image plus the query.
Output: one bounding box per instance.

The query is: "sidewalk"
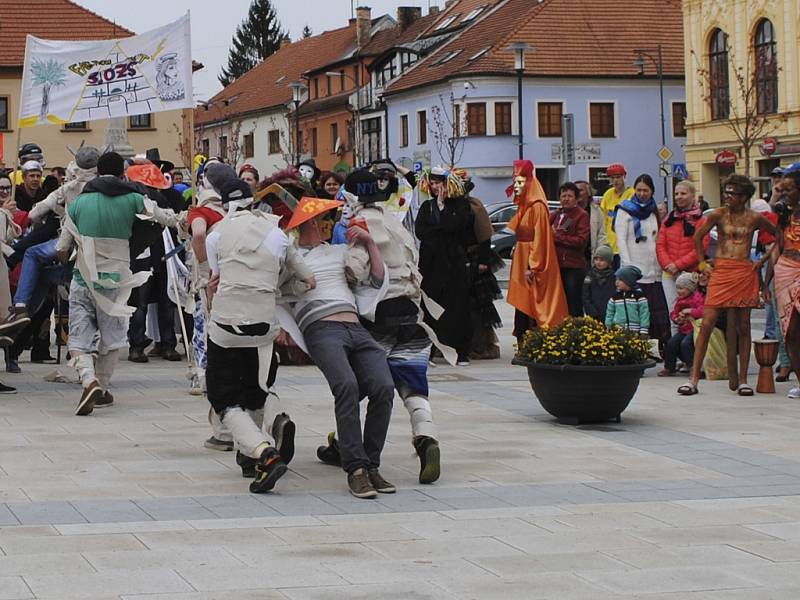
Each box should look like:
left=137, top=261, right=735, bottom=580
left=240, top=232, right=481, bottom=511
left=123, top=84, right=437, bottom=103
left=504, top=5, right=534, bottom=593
left=0, top=303, right=797, bottom=598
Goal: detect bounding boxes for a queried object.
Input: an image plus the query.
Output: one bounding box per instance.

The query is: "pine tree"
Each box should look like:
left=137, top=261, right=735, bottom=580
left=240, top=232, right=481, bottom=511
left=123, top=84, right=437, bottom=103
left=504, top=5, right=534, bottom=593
left=219, top=0, right=285, bottom=87
left=302, top=25, right=313, bottom=38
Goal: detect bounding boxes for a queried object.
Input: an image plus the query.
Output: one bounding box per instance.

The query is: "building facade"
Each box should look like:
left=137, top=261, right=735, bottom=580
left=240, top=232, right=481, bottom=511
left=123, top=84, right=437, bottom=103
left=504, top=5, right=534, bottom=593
left=683, top=0, right=800, bottom=205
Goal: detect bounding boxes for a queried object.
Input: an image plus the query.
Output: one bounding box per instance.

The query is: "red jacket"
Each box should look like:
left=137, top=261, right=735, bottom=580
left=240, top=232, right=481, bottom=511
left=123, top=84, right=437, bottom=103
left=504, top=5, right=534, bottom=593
left=550, top=206, right=589, bottom=269
left=671, top=290, right=705, bottom=335
left=656, top=210, right=709, bottom=272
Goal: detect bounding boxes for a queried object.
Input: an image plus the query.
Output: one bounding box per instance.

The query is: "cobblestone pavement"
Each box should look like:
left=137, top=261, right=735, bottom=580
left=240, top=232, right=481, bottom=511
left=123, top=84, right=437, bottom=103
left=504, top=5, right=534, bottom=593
left=1, top=305, right=799, bottom=598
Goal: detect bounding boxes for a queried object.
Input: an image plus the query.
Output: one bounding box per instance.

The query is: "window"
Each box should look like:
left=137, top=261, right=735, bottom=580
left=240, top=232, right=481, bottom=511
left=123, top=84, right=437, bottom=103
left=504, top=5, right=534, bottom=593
left=453, top=104, right=461, bottom=137
left=417, top=110, right=427, bottom=144
left=129, top=113, right=152, bottom=129
left=362, top=117, right=382, bottom=163
left=400, top=52, right=416, bottom=71
left=709, top=29, right=730, bottom=120
left=268, top=130, right=280, bottom=155
left=537, top=102, right=562, bottom=137
left=243, top=132, right=254, bottom=158
left=326, top=74, right=332, bottom=96
left=339, top=70, right=345, bottom=92
left=495, top=102, right=512, bottom=135
left=434, top=14, right=460, bottom=30
left=433, top=50, right=462, bottom=66
left=0, top=96, right=8, bottom=130
left=589, top=167, right=610, bottom=197
left=467, top=102, right=487, bottom=136
left=310, top=127, right=318, bottom=156
left=399, top=114, right=409, bottom=147
left=755, top=18, right=778, bottom=114
left=462, top=6, right=486, bottom=22
left=469, top=47, right=491, bottom=61
left=313, top=78, right=319, bottom=99
left=330, top=122, right=339, bottom=153
left=378, top=59, right=396, bottom=87
left=63, top=121, right=88, bottom=131
left=672, top=102, right=687, bottom=137
left=219, top=136, right=228, bottom=161
left=201, top=138, right=210, bottom=157
left=589, top=103, right=615, bottom=137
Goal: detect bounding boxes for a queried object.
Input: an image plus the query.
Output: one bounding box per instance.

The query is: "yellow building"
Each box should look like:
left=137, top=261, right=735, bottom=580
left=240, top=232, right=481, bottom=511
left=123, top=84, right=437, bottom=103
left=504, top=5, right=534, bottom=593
left=0, top=1, right=185, bottom=171
left=682, top=0, right=799, bottom=205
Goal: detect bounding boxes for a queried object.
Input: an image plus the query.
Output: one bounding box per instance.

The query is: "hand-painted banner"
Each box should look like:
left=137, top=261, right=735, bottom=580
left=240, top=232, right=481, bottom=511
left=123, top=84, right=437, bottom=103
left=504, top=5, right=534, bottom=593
left=18, top=13, right=192, bottom=128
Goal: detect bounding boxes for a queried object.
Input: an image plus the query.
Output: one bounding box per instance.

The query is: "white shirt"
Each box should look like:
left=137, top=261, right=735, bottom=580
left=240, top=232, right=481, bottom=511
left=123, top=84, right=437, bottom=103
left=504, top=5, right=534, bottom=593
left=206, top=227, right=289, bottom=274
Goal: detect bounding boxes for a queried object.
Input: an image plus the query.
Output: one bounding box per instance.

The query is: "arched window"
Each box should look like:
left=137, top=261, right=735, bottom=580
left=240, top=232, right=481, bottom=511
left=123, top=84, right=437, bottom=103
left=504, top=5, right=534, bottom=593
left=709, top=29, right=729, bottom=120
left=754, top=18, right=778, bottom=114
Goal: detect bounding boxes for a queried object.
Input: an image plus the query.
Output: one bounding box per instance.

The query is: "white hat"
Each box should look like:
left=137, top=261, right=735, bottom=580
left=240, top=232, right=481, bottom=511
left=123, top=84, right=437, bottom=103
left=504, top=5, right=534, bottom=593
left=21, top=160, right=43, bottom=173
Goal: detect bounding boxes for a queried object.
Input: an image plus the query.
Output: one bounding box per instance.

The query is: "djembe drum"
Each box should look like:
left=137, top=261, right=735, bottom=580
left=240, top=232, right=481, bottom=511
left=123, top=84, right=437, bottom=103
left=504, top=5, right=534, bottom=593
left=753, top=340, right=779, bottom=394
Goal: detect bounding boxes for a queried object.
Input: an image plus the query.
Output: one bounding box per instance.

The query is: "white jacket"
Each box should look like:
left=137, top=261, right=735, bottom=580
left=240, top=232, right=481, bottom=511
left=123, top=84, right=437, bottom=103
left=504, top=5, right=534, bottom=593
left=615, top=210, right=661, bottom=283
left=28, top=161, right=96, bottom=223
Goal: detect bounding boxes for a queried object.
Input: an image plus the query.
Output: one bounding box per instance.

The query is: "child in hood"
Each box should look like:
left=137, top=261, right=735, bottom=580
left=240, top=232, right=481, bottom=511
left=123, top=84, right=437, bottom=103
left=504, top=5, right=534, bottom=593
left=659, top=272, right=704, bottom=376
left=605, top=264, right=649, bottom=336
left=583, top=244, right=616, bottom=321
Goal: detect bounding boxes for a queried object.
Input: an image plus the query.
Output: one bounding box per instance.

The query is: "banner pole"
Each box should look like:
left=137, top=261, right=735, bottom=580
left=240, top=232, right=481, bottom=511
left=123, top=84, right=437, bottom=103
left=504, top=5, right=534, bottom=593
left=8, top=127, right=22, bottom=204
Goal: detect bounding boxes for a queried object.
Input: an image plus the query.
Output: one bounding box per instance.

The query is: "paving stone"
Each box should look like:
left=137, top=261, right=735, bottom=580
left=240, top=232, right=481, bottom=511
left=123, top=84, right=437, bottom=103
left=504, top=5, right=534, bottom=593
left=71, top=499, right=153, bottom=523
left=134, top=497, right=217, bottom=521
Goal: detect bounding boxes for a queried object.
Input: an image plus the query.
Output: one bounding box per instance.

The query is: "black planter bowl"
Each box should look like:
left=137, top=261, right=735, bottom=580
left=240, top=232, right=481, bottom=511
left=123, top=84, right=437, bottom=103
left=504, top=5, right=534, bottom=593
left=512, top=359, right=656, bottom=424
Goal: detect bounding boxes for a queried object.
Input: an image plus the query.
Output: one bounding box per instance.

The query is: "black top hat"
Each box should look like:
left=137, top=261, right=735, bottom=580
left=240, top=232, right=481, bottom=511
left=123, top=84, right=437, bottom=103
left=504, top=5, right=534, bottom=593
left=145, top=148, right=175, bottom=174
left=345, top=169, right=386, bottom=204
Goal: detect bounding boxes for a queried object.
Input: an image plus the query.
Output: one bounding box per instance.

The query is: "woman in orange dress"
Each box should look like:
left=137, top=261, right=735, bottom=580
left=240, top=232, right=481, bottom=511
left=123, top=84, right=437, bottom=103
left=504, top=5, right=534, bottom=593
left=773, top=164, right=800, bottom=399
left=506, top=160, right=568, bottom=341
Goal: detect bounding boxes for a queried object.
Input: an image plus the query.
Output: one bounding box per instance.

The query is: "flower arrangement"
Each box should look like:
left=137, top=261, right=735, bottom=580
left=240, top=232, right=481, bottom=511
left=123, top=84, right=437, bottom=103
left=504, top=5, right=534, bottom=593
left=516, top=317, right=651, bottom=366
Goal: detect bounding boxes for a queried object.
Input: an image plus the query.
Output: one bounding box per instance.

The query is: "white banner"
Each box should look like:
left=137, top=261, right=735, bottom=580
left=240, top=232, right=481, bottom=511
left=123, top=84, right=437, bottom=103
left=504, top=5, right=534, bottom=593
left=18, top=13, right=192, bottom=128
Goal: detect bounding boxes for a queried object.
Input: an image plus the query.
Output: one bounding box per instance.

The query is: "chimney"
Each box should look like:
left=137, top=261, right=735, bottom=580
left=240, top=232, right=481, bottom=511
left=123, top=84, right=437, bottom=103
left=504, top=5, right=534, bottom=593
left=356, top=6, right=371, bottom=49
left=280, top=35, right=291, bottom=48
left=397, top=6, right=422, bottom=30
left=429, top=6, right=440, bottom=15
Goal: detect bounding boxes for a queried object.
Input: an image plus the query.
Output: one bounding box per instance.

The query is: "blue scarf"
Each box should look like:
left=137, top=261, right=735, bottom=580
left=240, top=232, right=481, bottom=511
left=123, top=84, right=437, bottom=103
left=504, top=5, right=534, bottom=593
left=613, top=195, right=657, bottom=243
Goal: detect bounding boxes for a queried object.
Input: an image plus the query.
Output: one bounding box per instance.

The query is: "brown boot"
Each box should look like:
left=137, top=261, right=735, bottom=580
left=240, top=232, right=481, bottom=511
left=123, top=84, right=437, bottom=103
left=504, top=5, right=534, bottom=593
left=0, top=307, right=30, bottom=336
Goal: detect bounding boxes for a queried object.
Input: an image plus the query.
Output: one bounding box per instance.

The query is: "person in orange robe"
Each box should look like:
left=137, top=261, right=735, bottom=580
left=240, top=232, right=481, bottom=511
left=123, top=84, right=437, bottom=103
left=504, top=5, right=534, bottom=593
left=506, top=160, right=568, bottom=340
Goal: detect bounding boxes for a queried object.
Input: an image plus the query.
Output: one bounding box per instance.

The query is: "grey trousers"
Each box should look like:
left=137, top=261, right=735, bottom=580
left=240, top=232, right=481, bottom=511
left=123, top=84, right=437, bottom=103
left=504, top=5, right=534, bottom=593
left=304, top=320, right=395, bottom=474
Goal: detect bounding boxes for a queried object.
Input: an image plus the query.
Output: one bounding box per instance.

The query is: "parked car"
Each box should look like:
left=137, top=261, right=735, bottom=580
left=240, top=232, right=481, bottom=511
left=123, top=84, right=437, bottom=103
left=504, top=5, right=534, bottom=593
left=491, top=226, right=516, bottom=258
left=486, top=202, right=517, bottom=232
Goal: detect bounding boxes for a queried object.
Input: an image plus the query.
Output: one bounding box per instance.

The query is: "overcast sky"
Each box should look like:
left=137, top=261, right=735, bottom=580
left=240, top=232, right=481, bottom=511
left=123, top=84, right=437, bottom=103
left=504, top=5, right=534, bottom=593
left=76, top=0, right=441, bottom=102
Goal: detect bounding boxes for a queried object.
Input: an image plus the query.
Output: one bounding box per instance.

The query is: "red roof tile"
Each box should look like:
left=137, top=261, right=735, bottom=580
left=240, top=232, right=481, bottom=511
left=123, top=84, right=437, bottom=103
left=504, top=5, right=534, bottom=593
left=387, top=0, right=684, bottom=95
left=0, top=0, right=133, bottom=67
left=195, top=24, right=357, bottom=126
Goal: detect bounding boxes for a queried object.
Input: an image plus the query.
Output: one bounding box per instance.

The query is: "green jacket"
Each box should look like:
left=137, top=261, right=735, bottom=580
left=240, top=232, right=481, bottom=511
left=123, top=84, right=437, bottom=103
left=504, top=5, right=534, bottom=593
left=605, top=288, right=650, bottom=335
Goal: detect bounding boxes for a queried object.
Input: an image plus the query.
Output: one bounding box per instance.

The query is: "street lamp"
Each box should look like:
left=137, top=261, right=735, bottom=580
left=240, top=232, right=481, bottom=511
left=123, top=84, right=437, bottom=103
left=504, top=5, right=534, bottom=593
left=633, top=44, right=669, bottom=206
left=507, top=42, right=533, bottom=160
left=288, top=81, right=307, bottom=165
left=326, top=70, right=361, bottom=165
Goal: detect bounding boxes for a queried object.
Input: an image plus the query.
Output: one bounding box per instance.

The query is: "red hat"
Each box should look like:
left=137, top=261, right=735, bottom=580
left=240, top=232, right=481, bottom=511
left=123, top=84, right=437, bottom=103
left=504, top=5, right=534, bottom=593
left=607, top=163, right=627, bottom=177
left=238, top=163, right=259, bottom=179
left=285, top=197, right=343, bottom=230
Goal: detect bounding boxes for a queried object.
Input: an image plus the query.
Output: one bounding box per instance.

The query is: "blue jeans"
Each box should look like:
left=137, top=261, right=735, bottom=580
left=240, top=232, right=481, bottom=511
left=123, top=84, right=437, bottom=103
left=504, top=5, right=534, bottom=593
left=13, top=238, right=58, bottom=307
left=664, top=331, right=694, bottom=372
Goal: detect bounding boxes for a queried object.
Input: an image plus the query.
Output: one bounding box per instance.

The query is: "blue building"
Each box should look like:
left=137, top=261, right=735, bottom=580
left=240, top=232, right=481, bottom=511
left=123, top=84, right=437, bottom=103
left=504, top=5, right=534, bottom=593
left=371, top=0, right=686, bottom=205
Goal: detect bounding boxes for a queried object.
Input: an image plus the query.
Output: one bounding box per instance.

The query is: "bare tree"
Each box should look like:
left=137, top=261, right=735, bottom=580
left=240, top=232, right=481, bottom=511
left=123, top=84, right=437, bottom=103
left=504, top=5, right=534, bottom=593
left=692, top=45, right=786, bottom=176
left=429, top=91, right=469, bottom=168
left=267, top=114, right=293, bottom=168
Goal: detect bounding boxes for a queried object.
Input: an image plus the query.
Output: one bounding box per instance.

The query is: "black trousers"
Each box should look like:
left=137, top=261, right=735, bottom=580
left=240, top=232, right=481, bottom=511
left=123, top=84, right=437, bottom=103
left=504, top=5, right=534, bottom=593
left=560, top=267, right=587, bottom=318
left=128, top=271, right=176, bottom=349
left=206, top=339, right=279, bottom=414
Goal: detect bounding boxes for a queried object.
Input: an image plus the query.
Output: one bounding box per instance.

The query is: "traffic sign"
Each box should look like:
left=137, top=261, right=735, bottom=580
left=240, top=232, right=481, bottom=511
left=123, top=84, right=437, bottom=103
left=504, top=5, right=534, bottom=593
left=657, top=146, right=673, bottom=162
left=413, top=161, right=423, bottom=173
left=761, top=137, right=778, bottom=156
left=672, top=163, right=688, bottom=180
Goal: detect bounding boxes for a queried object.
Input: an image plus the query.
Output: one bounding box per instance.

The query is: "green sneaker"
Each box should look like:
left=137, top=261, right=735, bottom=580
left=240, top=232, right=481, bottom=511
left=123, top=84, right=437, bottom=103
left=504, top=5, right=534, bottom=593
left=414, top=436, right=441, bottom=484
left=316, top=431, right=341, bottom=466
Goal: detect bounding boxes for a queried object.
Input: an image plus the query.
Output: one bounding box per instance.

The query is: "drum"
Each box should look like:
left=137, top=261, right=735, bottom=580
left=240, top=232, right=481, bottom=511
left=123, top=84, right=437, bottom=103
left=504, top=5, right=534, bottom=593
left=753, top=340, right=779, bottom=394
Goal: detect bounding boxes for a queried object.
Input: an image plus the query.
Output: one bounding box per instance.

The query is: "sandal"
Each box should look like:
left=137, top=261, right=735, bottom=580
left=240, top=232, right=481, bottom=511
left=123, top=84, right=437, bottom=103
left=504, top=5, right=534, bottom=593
left=737, top=383, right=754, bottom=396
left=776, top=367, right=792, bottom=382
left=678, top=382, right=698, bottom=396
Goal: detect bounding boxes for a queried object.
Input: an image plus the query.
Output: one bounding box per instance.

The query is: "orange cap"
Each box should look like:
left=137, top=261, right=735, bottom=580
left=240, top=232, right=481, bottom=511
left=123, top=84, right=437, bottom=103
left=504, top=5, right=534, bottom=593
left=285, top=197, right=343, bottom=230
left=126, top=163, right=170, bottom=190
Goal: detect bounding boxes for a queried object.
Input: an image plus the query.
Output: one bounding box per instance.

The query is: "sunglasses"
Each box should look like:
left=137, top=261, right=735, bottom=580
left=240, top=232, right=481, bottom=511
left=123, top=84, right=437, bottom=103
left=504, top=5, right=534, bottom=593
left=723, top=189, right=745, bottom=198
left=0, top=186, right=11, bottom=192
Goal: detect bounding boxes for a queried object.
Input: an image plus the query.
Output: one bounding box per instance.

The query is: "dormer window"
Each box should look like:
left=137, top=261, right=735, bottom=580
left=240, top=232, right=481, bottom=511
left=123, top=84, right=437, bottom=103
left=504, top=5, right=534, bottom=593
left=434, top=50, right=462, bottom=65
left=434, top=14, right=460, bottom=31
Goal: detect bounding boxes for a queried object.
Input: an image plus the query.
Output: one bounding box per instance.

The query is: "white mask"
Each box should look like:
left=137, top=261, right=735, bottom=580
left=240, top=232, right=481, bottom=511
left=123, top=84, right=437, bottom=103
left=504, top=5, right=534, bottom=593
left=298, top=165, right=314, bottom=181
